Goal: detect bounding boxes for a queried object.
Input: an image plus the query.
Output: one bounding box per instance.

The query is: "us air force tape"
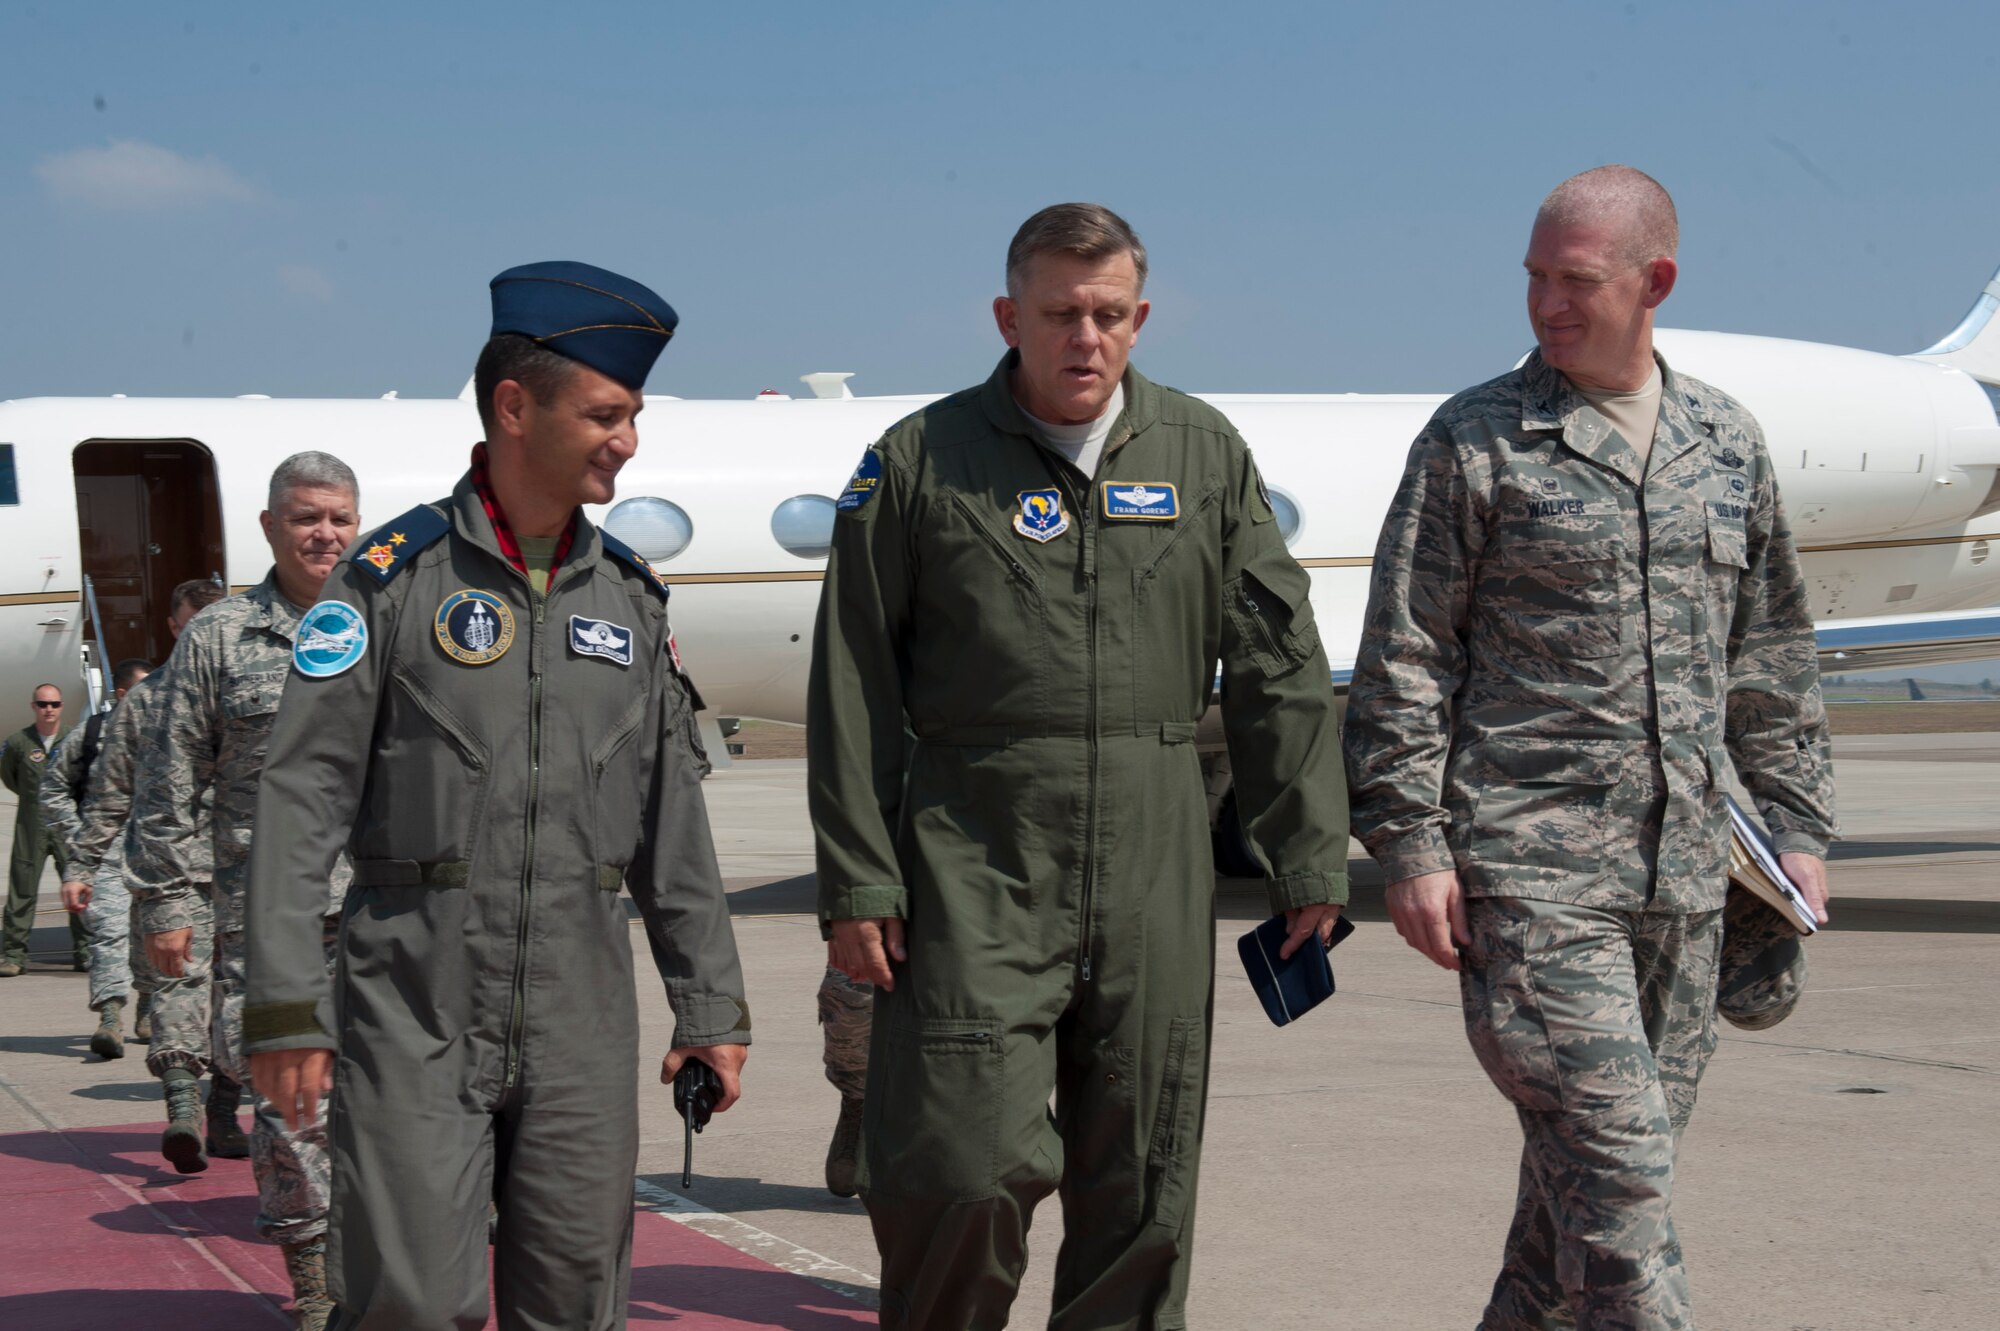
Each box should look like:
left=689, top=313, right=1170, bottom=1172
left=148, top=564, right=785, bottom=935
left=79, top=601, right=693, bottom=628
left=295, top=601, right=369, bottom=679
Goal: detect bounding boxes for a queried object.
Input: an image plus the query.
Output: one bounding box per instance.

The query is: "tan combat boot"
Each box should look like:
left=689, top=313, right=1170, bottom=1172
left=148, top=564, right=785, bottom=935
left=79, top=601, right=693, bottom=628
left=159, top=1067, right=208, bottom=1174
left=825, top=1095, right=864, bottom=1198
left=89, top=999, right=126, bottom=1060
left=282, top=1237, right=335, bottom=1331
left=133, top=990, right=154, bottom=1042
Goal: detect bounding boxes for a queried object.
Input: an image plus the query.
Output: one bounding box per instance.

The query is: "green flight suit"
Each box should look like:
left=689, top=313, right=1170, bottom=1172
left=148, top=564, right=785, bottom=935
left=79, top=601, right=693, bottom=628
left=809, top=355, right=1350, bottom=1331
left=1, top=723, right=85, bottom=966
left=241, top=474, right=750, bottom=1331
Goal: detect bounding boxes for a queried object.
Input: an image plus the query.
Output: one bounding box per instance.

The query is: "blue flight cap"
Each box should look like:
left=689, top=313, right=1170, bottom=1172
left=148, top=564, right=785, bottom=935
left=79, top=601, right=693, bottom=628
left=488, top=261, right=678, bottom=390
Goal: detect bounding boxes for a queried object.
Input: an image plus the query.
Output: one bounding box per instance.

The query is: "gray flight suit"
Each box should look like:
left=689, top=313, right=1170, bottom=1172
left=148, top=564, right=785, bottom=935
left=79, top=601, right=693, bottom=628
left=809, top=356, right=1350, bottom=1331
left=2, top=725, right=86, bottom=966
left=1344, top=351, right=1837, bottom=1330
left=242, top=474, right=750, bottom=1331
left=127, top=577, right=346, bottom=1244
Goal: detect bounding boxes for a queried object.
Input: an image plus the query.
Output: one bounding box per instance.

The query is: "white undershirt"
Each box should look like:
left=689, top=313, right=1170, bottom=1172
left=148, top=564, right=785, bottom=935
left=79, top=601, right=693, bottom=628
left=1021, top=383, right=1125, bottom=480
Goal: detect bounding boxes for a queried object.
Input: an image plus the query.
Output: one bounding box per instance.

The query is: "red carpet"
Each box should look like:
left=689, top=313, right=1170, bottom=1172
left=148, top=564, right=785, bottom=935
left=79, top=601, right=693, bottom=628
left=0, top=1121, right=874, bottom=1330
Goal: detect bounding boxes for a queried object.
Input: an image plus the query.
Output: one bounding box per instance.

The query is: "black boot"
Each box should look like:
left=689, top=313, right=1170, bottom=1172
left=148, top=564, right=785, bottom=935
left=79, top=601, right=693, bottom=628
left=205, top=1072, right=250, bottom=1159
left=825, top=1095, right=864, bottom=1198
left=160, top=1067, right=208, bottom=1174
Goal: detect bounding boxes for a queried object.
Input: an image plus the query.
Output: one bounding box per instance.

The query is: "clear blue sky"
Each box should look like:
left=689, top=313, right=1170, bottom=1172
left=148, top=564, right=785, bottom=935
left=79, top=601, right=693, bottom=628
left=2, top=1, right=1997, bottom=401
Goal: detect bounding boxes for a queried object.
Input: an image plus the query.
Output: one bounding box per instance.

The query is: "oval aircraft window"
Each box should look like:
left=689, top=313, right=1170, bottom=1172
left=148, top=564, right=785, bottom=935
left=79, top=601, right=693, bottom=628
left=1267, top=487, right=1303, bottom=547
left=603, top=496, right=694, bottom=562
left=771, top=495, right=838, bottom=560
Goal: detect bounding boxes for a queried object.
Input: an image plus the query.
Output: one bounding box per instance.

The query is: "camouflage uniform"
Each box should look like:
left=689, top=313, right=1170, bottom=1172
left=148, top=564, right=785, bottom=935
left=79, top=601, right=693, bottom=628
left=42, top=711, right=159, bottom=1012
left=1344, top=351, right=1836, bottom=1330
left=128, top=573, right=350, bottom=1245
left=817, top=966, right=872, bottom=1099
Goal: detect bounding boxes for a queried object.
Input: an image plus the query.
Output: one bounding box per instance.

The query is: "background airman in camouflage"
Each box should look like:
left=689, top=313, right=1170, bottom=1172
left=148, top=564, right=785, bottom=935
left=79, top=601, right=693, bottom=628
left=816, top=965, right=870, bottom=1195
left=1343, top=166, right=1836, bottom=1330
left=129, top=453, right=360, bottom=1331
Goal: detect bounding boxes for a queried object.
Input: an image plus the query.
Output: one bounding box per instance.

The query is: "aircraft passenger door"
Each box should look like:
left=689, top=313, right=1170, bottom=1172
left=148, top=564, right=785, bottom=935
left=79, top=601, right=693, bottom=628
left=71, top=440, right=226, bottom=671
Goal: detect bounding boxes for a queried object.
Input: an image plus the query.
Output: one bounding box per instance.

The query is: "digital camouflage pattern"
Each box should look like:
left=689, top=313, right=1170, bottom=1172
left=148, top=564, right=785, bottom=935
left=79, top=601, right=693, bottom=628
left=817, top=966, right=872, bottom=1100
left=125, top=574, right=345, bottom=1246
left=1459, top=897, right=1720, bottom=1331
left=1343, top=351, right=1837, bottom=912
left=127, top=574, right=351, bottom=939
left=217, top=923, right=337, bottom=1244
left=143, top=893, right=213, bottom=1076
left=1715, top=887, right=1807, bottom=1031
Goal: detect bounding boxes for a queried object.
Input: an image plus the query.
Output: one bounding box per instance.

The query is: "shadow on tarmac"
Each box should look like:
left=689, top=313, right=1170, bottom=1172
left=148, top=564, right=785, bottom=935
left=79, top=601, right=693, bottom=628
left=629, top=1263, right=875, bottom=1326
left=0, top=1034, right=92, bottom=1059
left=1829, top=838, right=2000, bottom=860
left=0, top=1288, right=286, bottom=1328
left=69, top=1081, right=163, bottom=1103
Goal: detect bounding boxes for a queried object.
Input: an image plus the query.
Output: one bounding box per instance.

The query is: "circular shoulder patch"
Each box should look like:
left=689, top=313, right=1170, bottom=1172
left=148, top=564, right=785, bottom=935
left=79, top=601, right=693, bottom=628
left=294, top=601, right=369, bottom=679
left=435, top=590, right=516, bottom=666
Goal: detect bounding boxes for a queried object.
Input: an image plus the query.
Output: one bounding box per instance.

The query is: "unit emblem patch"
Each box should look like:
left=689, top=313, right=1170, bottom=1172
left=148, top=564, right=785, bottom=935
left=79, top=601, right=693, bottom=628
left=1102, top=482, right=1180, bottom=521
left=27, top=748, right=44, bottom=764
left=294, top=600, right=369, bottom=679
left=435, top=590, right=515, bottom=666
left=569, top=615, right=634, bottom=666
left=1715, top=447, right=1746, bottom=469
left=836, top=450, right=883, bottom=514
left=1013, top=489, right=1070, bottom=542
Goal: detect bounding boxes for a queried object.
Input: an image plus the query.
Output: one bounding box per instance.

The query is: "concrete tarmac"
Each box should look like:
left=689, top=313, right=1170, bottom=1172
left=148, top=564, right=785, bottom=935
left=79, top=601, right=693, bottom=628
left=1, top=732, right=1994, bottom=1328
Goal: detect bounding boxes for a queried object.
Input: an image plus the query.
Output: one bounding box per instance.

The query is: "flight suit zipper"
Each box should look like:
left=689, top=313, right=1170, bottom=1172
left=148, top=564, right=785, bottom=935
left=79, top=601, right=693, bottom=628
left=1076, top=477, right=1100, bottom=984
left=505, top=584, right=547, bottom=1089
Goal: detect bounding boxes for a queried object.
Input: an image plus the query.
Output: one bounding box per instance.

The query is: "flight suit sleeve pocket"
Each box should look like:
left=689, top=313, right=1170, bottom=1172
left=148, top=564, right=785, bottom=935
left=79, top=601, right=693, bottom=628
left=863, top=1017, right=1002, bottom=1203
left=1226, top=548, right=1321, bottom=678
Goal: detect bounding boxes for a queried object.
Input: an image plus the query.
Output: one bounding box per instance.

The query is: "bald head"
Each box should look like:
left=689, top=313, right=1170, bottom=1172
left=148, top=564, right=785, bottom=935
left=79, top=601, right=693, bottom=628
left=1536, top=165, right=1678, bottom=269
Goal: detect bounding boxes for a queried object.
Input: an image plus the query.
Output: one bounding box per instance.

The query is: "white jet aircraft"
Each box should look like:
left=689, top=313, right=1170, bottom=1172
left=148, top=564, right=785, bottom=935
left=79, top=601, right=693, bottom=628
left=3, top=268, right=1998, bottom=777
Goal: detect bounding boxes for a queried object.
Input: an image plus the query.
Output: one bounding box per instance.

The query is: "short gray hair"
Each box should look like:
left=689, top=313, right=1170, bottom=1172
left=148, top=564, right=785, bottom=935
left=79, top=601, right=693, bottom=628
left=1005, top=203, right=1148, bottom=299
left=267, top=451, right=359, bottom=513
left=1536, top=165, right=1679, bottom=267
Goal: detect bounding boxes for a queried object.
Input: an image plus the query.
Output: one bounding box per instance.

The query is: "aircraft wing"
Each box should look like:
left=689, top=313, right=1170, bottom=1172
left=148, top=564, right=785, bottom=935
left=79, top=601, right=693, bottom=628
left=1814, top=606, right=2000, bottom=675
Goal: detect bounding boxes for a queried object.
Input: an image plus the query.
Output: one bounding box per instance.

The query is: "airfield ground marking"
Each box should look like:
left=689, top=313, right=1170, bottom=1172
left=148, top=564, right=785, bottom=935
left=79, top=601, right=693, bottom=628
left=0, top=1076, right=290, bottom=1322
left=632, top=1177, right=881, bottom=1310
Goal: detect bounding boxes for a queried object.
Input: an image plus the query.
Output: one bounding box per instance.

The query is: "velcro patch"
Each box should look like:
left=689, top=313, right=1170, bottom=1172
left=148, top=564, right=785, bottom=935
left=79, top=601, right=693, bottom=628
left=570, top=615, right=634, bottom=665
left=1102, top=481, right=1179, bottom=521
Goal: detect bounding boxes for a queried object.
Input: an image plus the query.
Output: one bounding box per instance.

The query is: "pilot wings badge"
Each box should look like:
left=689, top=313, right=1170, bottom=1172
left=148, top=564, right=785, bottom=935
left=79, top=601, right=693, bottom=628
left=1101, top=481, right=1180, bottom=521
left=1013, top=488, right=1070, bottom=543
left=294, top=601, right=369, bottom=679
left=569, top=615, right=634, bottom=666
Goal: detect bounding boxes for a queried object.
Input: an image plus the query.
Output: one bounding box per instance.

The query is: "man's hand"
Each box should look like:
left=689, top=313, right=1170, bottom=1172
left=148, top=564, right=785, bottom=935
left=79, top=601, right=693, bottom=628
left=660, top=1042, right=749, bottom=1113
left=1779, top=851, right=1831, bottom=925
left=1280, top=903, right=1344, bottom=960
left=60, top=880, right=91, bottom=914
left=829, top=917, right=906, bottom=990
left=145, top=927, right=194, bottom=977
left=249, top=1049, right=334, bottom=1134
left=1385, top=869, right=1470, bottom=971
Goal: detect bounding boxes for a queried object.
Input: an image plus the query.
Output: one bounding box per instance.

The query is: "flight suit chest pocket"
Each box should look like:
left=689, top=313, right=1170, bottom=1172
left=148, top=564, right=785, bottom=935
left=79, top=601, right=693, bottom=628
left=1476, top=538, right=1624, bottom=662
left=1226, top=547, right=1320, bottom=677
left=367, top=663, right=491, bottom=868
left=589, top=691, right=651, bottom=874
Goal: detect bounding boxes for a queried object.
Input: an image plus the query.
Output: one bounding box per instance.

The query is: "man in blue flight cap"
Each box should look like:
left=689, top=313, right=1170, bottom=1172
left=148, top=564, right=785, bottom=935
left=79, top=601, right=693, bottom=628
left=243, top=262, right=752, bottom=1331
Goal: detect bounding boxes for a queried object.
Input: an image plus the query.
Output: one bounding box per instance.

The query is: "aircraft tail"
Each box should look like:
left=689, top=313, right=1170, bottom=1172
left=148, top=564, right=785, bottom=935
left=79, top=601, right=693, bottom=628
left=1911, top=264, right=2000, bottom=383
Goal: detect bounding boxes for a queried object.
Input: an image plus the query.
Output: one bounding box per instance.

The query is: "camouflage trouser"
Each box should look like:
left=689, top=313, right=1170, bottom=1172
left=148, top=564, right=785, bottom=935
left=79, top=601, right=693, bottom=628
left=144, top=891, right=216, bottom=1078
left=1715, top=888, right=1807, bottom=1031
left=217, top=924, right=337, bottom=1245
left=81, top=865, right=164, bottom=1011
left=817, top=966, right=872, bottom=1100
left=1460, top=897, right=1721, bottom=1331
